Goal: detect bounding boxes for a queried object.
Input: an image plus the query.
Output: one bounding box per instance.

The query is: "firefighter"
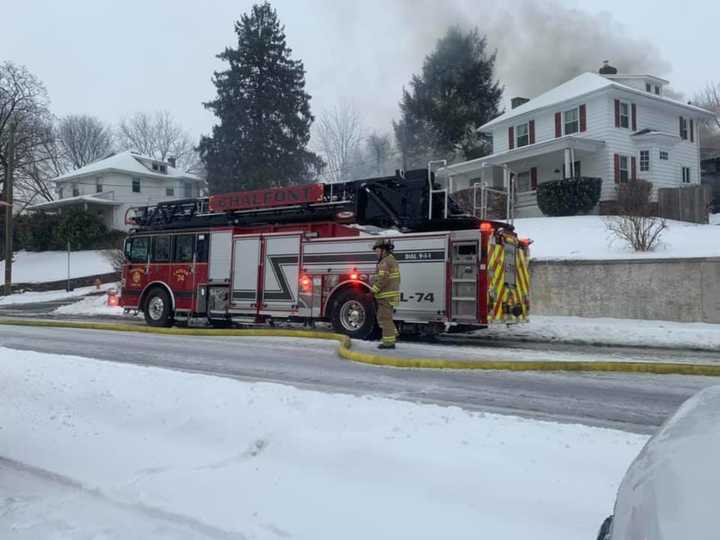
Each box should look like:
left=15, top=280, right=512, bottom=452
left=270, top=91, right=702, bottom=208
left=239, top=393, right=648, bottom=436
left=370, top=239, right=401, bottom=349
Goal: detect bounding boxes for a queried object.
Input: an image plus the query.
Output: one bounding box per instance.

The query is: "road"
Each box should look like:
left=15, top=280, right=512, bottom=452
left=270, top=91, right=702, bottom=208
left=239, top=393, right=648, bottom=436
left=0, top=324, right=715, bottom=434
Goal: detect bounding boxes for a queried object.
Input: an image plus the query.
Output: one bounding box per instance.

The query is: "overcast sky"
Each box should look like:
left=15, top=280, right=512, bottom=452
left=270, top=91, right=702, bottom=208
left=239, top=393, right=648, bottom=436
left=2, top=0, right=718, bottom=147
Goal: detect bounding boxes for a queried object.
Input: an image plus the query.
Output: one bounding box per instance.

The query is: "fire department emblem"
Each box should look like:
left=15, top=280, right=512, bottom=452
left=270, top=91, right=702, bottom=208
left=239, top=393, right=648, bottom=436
left=131, top=270, right=142, bottom=284
left=174, top=268, right=189, bottom=283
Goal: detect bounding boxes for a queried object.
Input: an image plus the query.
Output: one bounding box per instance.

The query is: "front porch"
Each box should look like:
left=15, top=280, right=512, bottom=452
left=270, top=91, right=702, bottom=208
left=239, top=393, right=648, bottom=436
left=445, top=135, right=606, bottom=218
left=29, top=192, right=122, bottom=231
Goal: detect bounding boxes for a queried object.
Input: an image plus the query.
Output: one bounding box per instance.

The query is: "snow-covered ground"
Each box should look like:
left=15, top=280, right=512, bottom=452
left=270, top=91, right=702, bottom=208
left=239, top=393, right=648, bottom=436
left=477, top=315, right=720, bottom=351
left=0, top=250, right=114, bottom=283
left=0, top=347, right=647, bottom=540
left=514, top=215, right=720, bottom=260
left=0, top=283, right=115, bottom=306
left=54, top=290, right=125, bottom=316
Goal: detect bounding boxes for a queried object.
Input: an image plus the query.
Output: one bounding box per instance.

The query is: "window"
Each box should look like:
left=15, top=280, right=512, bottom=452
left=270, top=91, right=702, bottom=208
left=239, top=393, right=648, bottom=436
left=640, top=150, right=650, bottom=172
left=660, top=150, right=669, bottom=160
left=160, top=165, right=167, bottom=174
left=125, top=237, right=149, bottom=263
left=151, top=236, right=171, bottom=262
left=174, top=234, right=195, bottom=263
left=96, top=178, right=103, bottom=193
left=72, top=184, right=80, bottom=197
left=196, top=234, right=209, bottom=263
left=619, top=102, right=630, bottom=128
left=166, top=186, right=175, bottom=197
left=152, top=162, right=159, bottom=171
left=183, top=182, right=193, bottom=198
left=564, top=108, right=579, bottom=135
left=516, top=123, right=529, bottom=147
left=646, top=83, right=652, bottom=92
left=58, top=187, right=63, bottom=199
left=654, top=85, right=660, bottom=95
left=680, top=116, right=689, bottom=140
left=619, top=155, right=629, bottom=183
left=682, top=167, right=691, bottom=183
left=132, top=178, right=141, bottom=193
left=516, top=171, right=531, bottom=192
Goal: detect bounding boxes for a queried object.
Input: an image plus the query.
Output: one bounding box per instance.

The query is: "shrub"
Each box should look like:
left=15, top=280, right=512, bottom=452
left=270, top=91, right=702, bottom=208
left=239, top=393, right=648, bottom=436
left=56, top=208, right=108, bottom=249
left=537, top=177, right=602, bottom=217
left=605, top=179, right=666, bottom=252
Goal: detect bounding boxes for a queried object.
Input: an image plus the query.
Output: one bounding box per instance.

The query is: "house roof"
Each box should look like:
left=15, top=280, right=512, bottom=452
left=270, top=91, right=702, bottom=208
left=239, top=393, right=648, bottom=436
left=53, top=151, right=204, bottom=184
left=29, top=193, right=123, bottom=210
left=480, top=72, right=714, bottom=131
left=604, top=73, right=670, bottom=85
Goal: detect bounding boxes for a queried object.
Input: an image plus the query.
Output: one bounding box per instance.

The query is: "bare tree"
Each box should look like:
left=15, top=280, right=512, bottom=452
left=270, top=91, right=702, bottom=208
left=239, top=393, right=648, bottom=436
left=605, top=179, right=667, bottom=252
left=117, top=111, right=200, bottom=172
left=366, top=132, right=393, bottom=176
left=315, top=103, right=363, bottom=183
left=57, top=114, right=114, bottom=169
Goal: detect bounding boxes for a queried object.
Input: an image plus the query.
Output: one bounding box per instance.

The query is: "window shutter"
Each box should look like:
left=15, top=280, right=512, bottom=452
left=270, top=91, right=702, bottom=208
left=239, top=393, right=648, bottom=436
left=530, top=167, right=538, bottom=190
left=690, top=119, right=695, bottom=142
left=614, top=99, right=620, bottom=128
left=579, top=104, right=587, bottom=132
left=508, top=126, right=514, bottom=150
left=679, top=116, right=684, bottom=139
left=529, top=120, right=535, bottom=144
left=555, top=112, right=562, bottom=137
left=631, top=156, right=637, bottom=180
left=614, top=154, right=620, bottom=183
left=631, top=103, right=637, bottom=131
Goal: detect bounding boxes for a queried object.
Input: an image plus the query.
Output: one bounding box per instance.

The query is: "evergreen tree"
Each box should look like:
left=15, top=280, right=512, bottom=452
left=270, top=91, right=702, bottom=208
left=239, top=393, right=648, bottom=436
left=397, top=27, right=503, bottom=162
left=199, top=2, right=322, bottom=194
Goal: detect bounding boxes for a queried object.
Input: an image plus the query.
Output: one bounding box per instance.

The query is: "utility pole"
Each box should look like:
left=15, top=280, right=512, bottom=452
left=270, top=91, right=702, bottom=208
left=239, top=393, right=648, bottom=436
left=3, top=121, right=15, bottom=296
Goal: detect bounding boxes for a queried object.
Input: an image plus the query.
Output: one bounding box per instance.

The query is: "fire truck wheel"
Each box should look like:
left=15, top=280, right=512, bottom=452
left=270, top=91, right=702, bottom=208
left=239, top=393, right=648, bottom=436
left=143, top=287, right=174, bottom=327
left=330, top=289, right=377, bottom=340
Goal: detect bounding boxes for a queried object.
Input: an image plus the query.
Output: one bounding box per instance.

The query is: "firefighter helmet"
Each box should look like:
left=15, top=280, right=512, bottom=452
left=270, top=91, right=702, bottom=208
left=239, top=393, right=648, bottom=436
left=372, top=239, right=394, bottom=251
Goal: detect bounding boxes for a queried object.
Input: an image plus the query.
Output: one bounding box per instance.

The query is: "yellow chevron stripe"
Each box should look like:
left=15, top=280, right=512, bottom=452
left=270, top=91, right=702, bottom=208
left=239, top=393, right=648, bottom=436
left=489, top=244, right=500, bottom=268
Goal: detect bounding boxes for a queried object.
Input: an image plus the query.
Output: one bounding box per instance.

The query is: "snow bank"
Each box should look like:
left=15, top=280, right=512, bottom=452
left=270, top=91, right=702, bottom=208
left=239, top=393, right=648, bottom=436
left=477, top=315, right=720, bottom=351
left=0, top=347, right=647, bottom=540
left=0, top=283, right=115, bottom=305
left=54, top=291, right=125, bottom=316
left=0, top=250, right=114, bottom=283
left=514, top=215, right=720, bottom=260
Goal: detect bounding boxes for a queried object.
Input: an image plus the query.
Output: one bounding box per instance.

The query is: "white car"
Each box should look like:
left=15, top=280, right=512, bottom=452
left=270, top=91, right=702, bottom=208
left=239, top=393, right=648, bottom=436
left=597, top=385, right=720, bottom=540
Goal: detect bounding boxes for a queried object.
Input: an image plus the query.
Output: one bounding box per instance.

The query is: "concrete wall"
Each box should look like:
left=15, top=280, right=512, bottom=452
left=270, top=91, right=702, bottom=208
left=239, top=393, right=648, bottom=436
left=530, top=257, right=720, bottom=323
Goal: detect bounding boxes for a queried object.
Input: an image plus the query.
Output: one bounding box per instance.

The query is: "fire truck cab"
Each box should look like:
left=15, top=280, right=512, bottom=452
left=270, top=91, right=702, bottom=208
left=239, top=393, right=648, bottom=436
left=121, top=168, right=530, bottom=338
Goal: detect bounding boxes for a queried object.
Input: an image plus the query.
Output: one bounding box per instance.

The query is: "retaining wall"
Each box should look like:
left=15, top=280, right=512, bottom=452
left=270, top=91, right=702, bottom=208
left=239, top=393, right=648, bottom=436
left=530, top=257, right=720, bottom=323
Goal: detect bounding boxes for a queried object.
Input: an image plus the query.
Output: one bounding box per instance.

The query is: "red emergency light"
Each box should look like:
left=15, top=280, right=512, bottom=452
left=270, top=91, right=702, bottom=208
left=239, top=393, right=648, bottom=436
left=209, top=184, right=325, bottom=213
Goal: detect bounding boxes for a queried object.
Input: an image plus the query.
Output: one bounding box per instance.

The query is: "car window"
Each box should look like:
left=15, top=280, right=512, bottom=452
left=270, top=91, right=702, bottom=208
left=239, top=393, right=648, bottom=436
left=174, top=234, right=195, bottom=263
left=127, top=237, right=149, bottom=263
left=152, top=236, right=171, bottom=262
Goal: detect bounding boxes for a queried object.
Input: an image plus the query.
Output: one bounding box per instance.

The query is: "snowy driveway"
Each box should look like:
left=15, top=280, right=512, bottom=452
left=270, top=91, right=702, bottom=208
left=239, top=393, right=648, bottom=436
left=0, top=324, right=715, bottom=433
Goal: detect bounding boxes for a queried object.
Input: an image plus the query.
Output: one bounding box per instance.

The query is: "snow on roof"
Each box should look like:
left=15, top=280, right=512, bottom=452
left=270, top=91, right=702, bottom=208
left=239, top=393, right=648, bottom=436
left=53, top=151, right=203, bottom=183
left=481, top=72, right=713, bottom=131
left=29, top=193, right=122, bottom=210
left=604, top=73, right=670, bottom=84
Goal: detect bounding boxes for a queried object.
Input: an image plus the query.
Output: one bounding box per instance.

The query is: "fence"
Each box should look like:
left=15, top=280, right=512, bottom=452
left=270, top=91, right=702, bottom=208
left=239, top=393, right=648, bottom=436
left=657, top=184, right=712, bottom=224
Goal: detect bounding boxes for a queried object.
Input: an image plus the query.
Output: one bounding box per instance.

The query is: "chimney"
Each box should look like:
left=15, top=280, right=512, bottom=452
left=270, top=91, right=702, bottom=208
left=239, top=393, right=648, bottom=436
left=511, top=97, right=530, bottom=109
left=598, top=60, right=618, bottom=75
left=167, top=156, right=176, bottom=168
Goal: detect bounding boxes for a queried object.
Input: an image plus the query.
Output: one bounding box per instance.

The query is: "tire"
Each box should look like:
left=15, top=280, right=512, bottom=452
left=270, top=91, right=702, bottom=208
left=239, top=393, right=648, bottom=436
left=143, top=287, right=174, bottom=327
left=330, top=289, right=377, bottom=340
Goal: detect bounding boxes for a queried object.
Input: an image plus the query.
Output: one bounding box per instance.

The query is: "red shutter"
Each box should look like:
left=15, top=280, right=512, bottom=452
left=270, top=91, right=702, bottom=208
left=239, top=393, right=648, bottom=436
left=614, top=99, right=620, bottom=127
left=555, top=112, right=562, bottom=137
left=690, top=119, right=695, bottom=142
left=579, top=104, right=587, bottom=132
left=508, top=126, right=514, bottom=149
left=631, top=156, right=637, bottom=180
left=631, top=103, right=637, bottom=131
left=529, top=120, right=535, bottom=144
left=614, top=154, right=620, bottom=183
left=530, top=167, right=538, bottom=190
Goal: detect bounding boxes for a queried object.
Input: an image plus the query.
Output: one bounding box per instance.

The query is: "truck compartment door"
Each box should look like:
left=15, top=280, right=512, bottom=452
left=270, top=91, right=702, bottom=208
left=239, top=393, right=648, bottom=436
left=261, top=234, right=301, bottom=312
left=231, top=237, right=261, bottom=310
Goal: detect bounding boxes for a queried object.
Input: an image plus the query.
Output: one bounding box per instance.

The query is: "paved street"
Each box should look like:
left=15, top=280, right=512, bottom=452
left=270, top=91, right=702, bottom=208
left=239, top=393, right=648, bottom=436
left=0, top=324, right=715, bottom=434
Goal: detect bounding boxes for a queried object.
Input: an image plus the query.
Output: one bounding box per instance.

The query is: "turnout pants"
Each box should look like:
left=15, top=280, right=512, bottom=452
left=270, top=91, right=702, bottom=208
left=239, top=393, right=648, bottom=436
left=376, top=299, right=398, bottom=345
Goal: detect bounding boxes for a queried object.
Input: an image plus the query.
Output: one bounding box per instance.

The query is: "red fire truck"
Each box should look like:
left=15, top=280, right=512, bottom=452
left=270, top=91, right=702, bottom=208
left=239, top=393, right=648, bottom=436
left=120, top=168, right=530, bottom=339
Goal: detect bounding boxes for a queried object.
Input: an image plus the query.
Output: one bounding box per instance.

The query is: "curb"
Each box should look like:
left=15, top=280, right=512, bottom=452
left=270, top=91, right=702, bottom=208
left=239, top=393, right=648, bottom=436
left=1, top=318, right=719, bottom=376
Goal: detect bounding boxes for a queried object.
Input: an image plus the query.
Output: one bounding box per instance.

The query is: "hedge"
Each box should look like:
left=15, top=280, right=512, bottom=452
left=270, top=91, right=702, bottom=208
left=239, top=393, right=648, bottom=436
left=537, top=177, right=602, bottom=217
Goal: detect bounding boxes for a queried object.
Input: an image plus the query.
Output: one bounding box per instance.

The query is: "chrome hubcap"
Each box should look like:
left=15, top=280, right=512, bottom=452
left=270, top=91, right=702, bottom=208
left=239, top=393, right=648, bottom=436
left=148, top=296, right=165, bottom=320
left=339, top=300, right=365, bottom=332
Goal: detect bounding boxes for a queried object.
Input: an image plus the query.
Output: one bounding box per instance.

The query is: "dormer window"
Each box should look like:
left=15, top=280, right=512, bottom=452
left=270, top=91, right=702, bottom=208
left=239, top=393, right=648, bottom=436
left=72, top=184, right=80, bottom=197
left=516, top=123, right=529, bottom=147
left=160, top=164, right=167, bottom=174
left=152, top=162, right=159, bottom=171
left=619, top=102, right=630, bottom=128
left=646, top=83, right=652, bottom=93
left=654, top=85, right=660, bottom=95
left=564, top=108, right=579, bottom=134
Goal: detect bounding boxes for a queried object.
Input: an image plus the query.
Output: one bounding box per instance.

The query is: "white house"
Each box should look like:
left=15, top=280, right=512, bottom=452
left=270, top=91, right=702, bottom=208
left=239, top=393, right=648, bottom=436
left=445, top=62, right=715, bottom=217
left=31, top=151, right=206, bottom=231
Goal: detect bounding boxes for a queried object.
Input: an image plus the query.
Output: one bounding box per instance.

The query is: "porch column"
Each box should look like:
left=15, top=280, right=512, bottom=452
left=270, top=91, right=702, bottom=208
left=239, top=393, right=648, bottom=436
left=563, top=148, right=572, bottom=179
left=570, top=147, right=576, bottom=177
